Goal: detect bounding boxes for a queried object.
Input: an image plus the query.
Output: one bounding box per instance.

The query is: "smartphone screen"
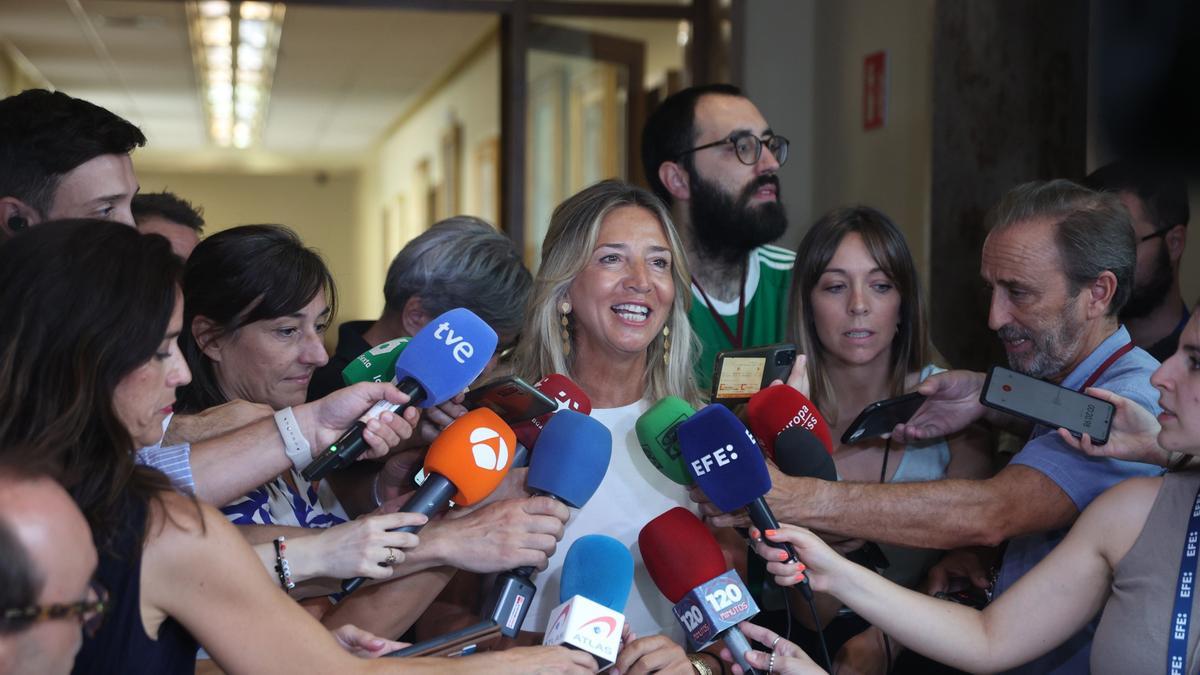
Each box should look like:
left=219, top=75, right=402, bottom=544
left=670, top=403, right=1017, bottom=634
left=981, top=366, right=1114, bottom=444
left=841, top=393, right=927, bottom=444
left=711, top=344, right=796, bottom=402
left=464, top=376, right=557, bottom=424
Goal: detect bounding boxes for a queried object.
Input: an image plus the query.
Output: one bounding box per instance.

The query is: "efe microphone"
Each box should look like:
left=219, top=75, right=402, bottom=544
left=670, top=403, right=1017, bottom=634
left=304, top=308, right=497, bottom=481
left=542, top=535, right=633, bottom=669
left=341, top=407, right=515, bottom=594
left=676, top=404, right=816, bottom=601
left=639, top=507, right=760, bottom=675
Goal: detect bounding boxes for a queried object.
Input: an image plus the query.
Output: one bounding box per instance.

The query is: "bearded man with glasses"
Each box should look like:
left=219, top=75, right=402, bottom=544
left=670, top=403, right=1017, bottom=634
left=0, top=466, right=104, bottom=675
left=642, top=84, right=795, bottom=390
left=1085, top=159, right=1191, bottom=362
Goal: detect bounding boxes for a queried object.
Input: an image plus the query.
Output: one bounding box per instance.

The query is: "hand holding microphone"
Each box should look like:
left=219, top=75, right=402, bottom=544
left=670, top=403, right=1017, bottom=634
left=543, top=534, right=633, bottom=669
left=639, top=507, right=762, bottom=675
left=340, top=406, right=516, bottom=593
left=485, top=410, right=612, bottom=636
left=718, top=622, right=826, bottom=675
left=304, top=308, right=498, bottom=481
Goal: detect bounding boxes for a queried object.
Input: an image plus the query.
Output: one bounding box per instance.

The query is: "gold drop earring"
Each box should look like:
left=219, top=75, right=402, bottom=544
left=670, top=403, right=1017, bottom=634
left=560, top=301, right=572, bottom=356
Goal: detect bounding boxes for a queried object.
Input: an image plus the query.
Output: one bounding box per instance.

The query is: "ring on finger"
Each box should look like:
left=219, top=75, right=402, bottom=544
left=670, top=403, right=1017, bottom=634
left=384, top=548, right=398, bottom=566
left=767, top=651, right=776, bottom=673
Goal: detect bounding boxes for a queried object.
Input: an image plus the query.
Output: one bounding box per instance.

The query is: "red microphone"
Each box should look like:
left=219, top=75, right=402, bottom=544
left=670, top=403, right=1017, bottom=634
left=513, top=374, right=592, bottom=449
left=746, top=384, right=833, bottom=460
left=639, top=508, right=761, bottom=674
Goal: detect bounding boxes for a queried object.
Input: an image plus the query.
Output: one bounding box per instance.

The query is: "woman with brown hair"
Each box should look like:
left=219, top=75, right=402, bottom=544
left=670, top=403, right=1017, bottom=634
left=781, top=206, right=992, bottom=669
left=0, top=219, right=593, bottom=674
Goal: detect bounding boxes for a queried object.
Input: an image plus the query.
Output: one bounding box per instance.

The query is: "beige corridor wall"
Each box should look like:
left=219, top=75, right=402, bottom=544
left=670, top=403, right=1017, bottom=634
left=356, top=33, right=501, bottom=323
left=134, top=169, right=367, bottom=329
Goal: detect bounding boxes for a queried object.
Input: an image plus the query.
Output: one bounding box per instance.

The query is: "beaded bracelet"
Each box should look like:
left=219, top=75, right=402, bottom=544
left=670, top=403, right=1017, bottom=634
left=273, top=536, right=295, bottom=591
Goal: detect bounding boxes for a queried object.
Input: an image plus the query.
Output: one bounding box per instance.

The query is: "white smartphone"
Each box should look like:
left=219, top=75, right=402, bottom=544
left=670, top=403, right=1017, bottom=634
left=980, top=366, right=1114, bottom=444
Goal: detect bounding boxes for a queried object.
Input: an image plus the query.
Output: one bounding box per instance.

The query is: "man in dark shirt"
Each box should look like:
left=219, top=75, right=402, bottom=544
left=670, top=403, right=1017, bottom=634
left=1085, top=159, right=1191, bottom=361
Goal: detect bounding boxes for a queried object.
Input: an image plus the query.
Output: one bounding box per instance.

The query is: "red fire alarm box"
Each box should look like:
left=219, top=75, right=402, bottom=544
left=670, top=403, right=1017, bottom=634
left=863, top=51, right=888, bottom=131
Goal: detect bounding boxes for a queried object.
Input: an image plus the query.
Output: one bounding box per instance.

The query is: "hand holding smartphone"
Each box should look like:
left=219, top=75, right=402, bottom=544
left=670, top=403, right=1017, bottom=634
left=710, top=343, right=797, bottom=404
left=980, top=366, right=1114, bottom=444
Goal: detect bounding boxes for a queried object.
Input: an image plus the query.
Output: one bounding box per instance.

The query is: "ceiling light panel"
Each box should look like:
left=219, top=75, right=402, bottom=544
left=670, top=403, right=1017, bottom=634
left=187, top=1, right=284, bottom=149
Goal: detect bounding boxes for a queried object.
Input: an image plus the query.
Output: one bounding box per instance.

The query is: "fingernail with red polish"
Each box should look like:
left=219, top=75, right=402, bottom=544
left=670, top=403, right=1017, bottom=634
left=776, top=550, right=788, bottom=561
left=765, top=529, right=778, bottom=537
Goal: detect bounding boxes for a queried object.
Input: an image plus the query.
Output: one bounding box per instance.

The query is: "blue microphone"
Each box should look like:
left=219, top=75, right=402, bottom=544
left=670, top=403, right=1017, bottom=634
left=543, top=535, right=633, bottom=668
left=677, top=405, right=815, bottom=599
left=526, top=410, right=612, bottom=508
left=560, top=535, right=634, bottom=609
left=303, top=308, right=498, bottom=480
left=485, top=410, right=613, bottom=637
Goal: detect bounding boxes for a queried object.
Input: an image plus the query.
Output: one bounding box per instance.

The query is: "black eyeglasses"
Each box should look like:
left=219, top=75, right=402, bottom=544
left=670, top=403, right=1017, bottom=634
left=2, top=580, right=108, bottom=637
left=677, top=132, right=789, bottom=167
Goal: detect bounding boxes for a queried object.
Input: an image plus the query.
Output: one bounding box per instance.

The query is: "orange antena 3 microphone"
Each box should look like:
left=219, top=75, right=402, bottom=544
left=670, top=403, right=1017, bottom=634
left=341, top=407, right=515, bottom=594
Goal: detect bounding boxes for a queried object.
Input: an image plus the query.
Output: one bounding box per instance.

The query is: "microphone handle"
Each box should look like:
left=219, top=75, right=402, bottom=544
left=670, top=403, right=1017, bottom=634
left=511, top=442, right=530, bottom=468
left=746, top=497, right=814, bottom=601
left=722, top=625, right=761, bottom=675
left=341, top=474, right=458, bottom=594
left=303, top=380, right=427, bottom=481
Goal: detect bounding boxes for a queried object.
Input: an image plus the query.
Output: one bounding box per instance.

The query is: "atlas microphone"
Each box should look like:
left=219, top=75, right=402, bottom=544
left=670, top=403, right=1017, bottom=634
left=304, top=308, right=498, bottom=481
left=341, top=407, right=515, bottom=594
left=746, top=384, right=834, bottom=460
left=542, top=535, right=633, bottom=669
left=639, top=507, right=760, bottom=675
left=634, top=396, right=696, bottom=486
left=512, top=374, right=593, bottom=458
left=485, top=410, right=611, bottom=637
left=677, top=405, right=816, bottom=601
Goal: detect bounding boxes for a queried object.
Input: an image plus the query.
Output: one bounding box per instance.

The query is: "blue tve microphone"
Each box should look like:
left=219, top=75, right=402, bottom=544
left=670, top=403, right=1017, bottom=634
left=677, top=405, right=815, bottom=600
left=303, top=308, right=498, bottom=481
left=543, top=535, right=633, bottom=668
left=485, top=410, right=612, bottom=637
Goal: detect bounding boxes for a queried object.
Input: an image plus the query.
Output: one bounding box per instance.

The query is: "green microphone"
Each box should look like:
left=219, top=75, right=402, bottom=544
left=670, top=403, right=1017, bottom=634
left=634, top=396, right=696, bottom=486
left=341, top=337, right=411, bottom=385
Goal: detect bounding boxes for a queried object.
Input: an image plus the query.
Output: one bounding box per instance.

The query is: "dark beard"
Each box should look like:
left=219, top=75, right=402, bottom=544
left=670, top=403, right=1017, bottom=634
left=688, top=170, right=788, bottom=264
left=1120, top=241, right=1174, bottom=320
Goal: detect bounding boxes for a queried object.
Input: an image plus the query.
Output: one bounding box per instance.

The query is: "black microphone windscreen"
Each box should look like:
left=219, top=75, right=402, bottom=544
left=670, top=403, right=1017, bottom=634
left=774, top=427, right=838, bottom=481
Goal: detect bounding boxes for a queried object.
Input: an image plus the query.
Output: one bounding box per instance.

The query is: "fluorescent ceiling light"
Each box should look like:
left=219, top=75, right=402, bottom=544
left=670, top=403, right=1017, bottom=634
left=187, top=1, right=284, bottom=149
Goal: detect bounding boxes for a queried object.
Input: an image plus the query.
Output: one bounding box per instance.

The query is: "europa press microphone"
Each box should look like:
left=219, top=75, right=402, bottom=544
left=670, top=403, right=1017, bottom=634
left=484, top=410, right=612, bottom=637
left=341, top=407, right=516, bottom=594
left=303, top=308, right=497, bottom=481
left=746, top=384, right=834, bottom=460
left=639, top=507, right=761, bottom=675
left=634, top=396, right=696, bottom=486
left=542, top=535, right=633, bottom=669
left=512, top=374, right=593, bottom=457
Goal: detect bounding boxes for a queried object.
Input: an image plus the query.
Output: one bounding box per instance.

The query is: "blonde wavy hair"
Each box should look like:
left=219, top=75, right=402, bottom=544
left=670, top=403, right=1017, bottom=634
left=513, top=180, right=703, bottom=407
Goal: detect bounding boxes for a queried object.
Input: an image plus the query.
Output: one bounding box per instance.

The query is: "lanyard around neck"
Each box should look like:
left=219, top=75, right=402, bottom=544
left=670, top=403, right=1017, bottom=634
left=692, top=263, right=748, bottom=349
left=1079, top=341, right=1134, bottom=391
left=1166, top=481, right=1200, bottom=674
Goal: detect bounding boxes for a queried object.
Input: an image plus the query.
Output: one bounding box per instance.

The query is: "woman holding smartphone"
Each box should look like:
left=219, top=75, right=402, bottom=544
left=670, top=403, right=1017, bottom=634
left=728, top=307, right=1200, bottom=674
left=781, top=207, right=992, bottom=668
